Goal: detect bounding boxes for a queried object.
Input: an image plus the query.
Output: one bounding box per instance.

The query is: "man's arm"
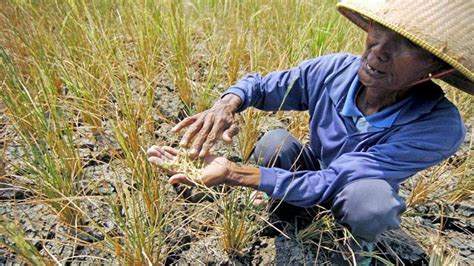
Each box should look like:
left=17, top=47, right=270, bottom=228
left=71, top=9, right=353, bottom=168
left=226, top=162, right=261, bottom=189
left=172, top=54, right=356, bottom=158
left=172, top=57, right=330, bottom=158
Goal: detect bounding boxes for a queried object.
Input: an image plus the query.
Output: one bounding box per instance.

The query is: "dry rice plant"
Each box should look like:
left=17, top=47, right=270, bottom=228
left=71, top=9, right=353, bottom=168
left=110, top=114, right=176, bottom=264
left=226, top=30, right=248, bottom=86
left=160, top=148, right=216, bottom=192
left=447, top=133, right=473, bottom=203
left=109, top=105, right=177, bottom=263
left=288, top=111, right=310, bottom=143
left=447, top=163, right=473, bottom=203
left=220, top=187, right=259, bottom=256
left=429, top=241, right=459, bottom=266
left=1, top=49, right=84, bottom=225
left=295, top=208, right=390, bottom=265
left=0, top=0, right=470, bottom=264
left=428, top=209, right=460, bottom=266
left=165, top=1, right=193, bottom=113
left=402, top=204, right=462, bottom=265
left=157, top=148, right=262, bottom=256
left=238, top=108, right=265, bottom=162
left=297, top=208, right=393, bottom=265
left=161, top=149, right=204, bottom=179
left=407, top=136, right=473, bottom=208
left=296, top=208, right=352, bottom=262
left=407, top=161, right=454, bottom=208
left=107, top=175, right=174, bottom=264
left=151, top=148, right=262, bottom=257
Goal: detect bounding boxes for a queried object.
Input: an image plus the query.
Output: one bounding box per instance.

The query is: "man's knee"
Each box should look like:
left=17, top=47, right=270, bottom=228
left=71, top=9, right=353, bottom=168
left=331, top=179, right=406, bottom=242
left=253, top=129, right=297, bottom=167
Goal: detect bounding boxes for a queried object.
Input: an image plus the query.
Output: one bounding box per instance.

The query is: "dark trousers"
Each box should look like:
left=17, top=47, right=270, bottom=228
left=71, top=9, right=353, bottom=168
left=252, top=129, right=406, bottom=242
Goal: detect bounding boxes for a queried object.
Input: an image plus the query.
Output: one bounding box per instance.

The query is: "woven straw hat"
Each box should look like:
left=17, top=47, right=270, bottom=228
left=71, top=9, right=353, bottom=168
left=336, top=0, right=474, bottom=95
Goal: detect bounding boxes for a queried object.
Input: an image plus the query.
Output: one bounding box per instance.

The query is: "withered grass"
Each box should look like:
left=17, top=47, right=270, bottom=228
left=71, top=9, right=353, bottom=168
left=0, top=0, right=471, bottom=264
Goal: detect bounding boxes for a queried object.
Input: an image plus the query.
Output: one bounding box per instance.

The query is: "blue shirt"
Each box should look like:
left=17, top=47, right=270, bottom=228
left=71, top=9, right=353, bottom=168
left=224, top=53, right=466, bottom=207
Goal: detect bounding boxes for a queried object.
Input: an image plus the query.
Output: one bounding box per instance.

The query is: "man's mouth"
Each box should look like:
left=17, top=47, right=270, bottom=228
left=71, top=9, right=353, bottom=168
left=363, top=62, right=387, bottom=79
left=366, top=63, right=386, bottom=74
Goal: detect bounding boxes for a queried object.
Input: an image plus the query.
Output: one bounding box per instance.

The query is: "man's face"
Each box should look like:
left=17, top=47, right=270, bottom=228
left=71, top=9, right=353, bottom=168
left=359, top=22, right=441, bottom=92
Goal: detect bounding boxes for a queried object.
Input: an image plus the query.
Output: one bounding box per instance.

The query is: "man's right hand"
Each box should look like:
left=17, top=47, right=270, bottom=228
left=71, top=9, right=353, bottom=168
left=171, top=94, right=242, bottom=158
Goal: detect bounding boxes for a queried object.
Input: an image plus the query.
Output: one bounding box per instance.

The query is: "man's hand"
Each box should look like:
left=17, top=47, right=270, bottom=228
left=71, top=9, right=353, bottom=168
left=147, top=145, right=232, bottom=187
left=171, top=94, right=241, bottom=158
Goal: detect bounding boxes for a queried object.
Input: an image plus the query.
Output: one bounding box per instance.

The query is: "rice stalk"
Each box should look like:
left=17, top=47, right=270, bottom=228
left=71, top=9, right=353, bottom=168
left=447, top=130, right=473, bottom=203
left=407, top=161, right=454, bottom=208
left=288, top=111, right=310, bottom=142
left=220, top=187, right=258, bottom=256
left=238, top=108, right=264, bottom=162
left=429, top=243, right=459, bottom=266
left=165, top=0, right=193, bottom=113
left=226, top=29, right=248, bottom=86
left=1, top=48, right=84, bottom=225
left=110, top=120, right=175, bottom=263
left=428, top=207, right=460, bottom=266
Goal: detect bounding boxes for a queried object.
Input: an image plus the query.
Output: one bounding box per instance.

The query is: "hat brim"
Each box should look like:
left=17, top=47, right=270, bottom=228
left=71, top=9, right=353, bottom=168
left=337, top=3, right=474, bottom=95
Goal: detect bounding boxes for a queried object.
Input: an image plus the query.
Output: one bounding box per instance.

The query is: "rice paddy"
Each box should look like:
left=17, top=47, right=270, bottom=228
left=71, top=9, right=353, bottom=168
left=0, top=0, right=472, bottom=264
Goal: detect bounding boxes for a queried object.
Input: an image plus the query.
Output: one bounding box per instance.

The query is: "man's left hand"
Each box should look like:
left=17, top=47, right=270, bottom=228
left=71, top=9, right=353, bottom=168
left=147, top=145, right=231, bottom=187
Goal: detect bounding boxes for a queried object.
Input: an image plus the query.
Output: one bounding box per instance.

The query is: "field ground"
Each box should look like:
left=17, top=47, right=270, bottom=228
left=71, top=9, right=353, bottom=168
left=0, top=0, right=472, bottom=265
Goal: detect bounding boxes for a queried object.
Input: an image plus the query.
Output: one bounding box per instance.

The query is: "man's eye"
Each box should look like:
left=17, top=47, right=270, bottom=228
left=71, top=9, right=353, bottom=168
left=402, top=38, right=418, bottom=49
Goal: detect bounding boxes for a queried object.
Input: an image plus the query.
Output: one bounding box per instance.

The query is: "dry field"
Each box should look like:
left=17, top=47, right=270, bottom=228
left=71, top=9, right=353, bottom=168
left=0, top=0, right=472, bottom=264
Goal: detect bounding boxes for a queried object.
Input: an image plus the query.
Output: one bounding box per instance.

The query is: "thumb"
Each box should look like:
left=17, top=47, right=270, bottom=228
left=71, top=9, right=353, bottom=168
left=222, top=124, right=239, bottom=144
left=169, top=174, right=194, bottom=186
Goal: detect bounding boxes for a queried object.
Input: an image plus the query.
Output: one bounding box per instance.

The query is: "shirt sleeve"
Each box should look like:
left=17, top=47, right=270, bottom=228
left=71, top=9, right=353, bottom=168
left=223, top=54, right=354, bottom=112
left=258, top=102, right=466, bottom=207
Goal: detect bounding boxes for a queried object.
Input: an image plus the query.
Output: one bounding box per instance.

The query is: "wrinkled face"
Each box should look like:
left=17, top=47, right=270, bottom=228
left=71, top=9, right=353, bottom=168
left=359, top=22, right=443, bottom=92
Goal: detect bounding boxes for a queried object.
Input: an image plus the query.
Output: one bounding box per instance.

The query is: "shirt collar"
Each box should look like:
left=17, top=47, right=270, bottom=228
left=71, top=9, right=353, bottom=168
left=340, top=78, right=413, bottom=129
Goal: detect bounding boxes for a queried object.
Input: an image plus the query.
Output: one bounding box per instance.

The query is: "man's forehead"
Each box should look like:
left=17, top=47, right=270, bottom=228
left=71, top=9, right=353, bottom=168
left=368, top=21, right=431, bottom=54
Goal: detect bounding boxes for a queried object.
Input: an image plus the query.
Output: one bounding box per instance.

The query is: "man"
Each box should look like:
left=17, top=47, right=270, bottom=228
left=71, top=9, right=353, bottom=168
left=148, top=0, right=472, bottom=264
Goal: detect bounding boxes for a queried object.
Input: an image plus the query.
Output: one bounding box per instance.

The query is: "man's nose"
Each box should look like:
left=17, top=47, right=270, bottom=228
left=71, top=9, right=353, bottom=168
left=371, top=41, right=391, bottom=62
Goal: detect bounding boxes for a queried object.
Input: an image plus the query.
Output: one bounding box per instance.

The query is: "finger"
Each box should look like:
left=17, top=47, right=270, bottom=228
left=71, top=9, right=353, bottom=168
left=147, top=145, right=161, bottom=155
left=180, top=117, right=205, bottom=147
left=147, top=148, right=160, bottom=158
left=148, top=156, right=178, bottom=176
left=199, top=123, right=221, bottom=158
left=147, top=145, right=165, bottom=158
left=157, top=146, right=174, bottom=160
left=189, top=114, right=215, bottom=157
left=171, top=116, right=196, bottom=133
left=162, top=146, right=179, bottom=156
left=169, top=174, right=194, bottom=186
left=222, top=123, right=239, bottom=144
left=147, top=156, right=163, bottom=166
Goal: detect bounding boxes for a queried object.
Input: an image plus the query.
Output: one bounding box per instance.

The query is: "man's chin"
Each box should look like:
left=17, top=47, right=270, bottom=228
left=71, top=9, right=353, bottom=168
left=358, top=71, right=380, bottom=88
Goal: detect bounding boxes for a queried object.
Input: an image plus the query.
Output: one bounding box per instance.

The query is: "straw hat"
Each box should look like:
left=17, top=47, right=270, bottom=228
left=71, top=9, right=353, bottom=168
left=336, top=0, right=474, bottom=95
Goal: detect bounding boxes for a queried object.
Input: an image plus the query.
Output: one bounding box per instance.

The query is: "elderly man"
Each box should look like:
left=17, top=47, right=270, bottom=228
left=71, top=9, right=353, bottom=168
left=148, top=0, right=472, bottom=264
